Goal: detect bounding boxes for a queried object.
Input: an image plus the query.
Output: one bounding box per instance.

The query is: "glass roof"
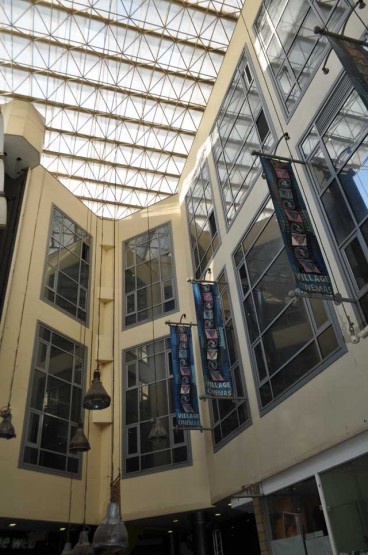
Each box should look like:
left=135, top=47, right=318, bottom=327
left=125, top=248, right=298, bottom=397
left=1, top=0, right=244, bottom=218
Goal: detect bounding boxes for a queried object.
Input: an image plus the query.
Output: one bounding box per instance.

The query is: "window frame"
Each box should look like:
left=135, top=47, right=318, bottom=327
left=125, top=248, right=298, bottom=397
left=122, top=221, right=178, bottom=329
left=299, top=73, right=368, bottom=326
left=233, top=197, right=346, bottom=415
left=253, top=0, right=350, bottom=120
left=122, top=335, right=192, bottom=477
left=209, top=267, right=252, bottom=451
left=185, top=157, right=221, bottom=279
left=41, top=205, right=92, bottom=326
left=211, top=47, right=276, bottom=228
left=19, top=321, right=87, bottom=478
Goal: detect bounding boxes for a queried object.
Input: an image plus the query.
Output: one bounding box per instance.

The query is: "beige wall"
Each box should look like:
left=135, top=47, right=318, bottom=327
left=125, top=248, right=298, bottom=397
left=1, top=0, right=368, bottom=531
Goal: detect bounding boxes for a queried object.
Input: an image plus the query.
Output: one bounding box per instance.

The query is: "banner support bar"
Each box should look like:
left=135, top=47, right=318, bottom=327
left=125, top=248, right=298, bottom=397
left=187, top=278, right=227, bottom=285
left=172, top=425, right=214, bottom=432
left=314, top=26, right=368, bottom=47
left=166, top=319, right=198, bottom=327
left=199, top=394, right=247, bottom=401
left=252, top=150, right=307, bottom=166
left=288, top=288, right=358, bottom=305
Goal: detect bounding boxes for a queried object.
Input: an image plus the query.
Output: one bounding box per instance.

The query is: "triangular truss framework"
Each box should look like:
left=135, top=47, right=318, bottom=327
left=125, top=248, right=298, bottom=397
left=1, top=0, right=244, bottom=218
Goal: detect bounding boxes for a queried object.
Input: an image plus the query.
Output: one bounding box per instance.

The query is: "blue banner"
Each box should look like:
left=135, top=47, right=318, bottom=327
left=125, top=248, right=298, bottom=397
left=193, top=282, right=232, bottom=397
left=260, top=156, right=334, bottom=297
left=327, top=35, right=368, bottom=112
left=169, top=325, right=201, bottom=428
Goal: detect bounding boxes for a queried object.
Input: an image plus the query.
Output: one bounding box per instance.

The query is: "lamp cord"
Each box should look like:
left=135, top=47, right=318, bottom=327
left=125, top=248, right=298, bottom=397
left=110, top=217, right=116, bottom=496
left=66, top=477, right=73, bottom=542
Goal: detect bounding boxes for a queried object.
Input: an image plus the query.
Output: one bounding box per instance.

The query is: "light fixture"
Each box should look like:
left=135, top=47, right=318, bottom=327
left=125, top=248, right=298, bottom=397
left=0, top=406, right=16, bottom=440
left=83, top=367, right=111, bottom=410
left=168, top=530, right=173, bottom=534
left=93, top=499, right=128, bottom=553
left=173, top=519, right=178, bottom=523
left=71, top=530, right=94, bottom=555
left=61, top=542, right=73, bottom=555
left=69, top=424, right=90, bottom=452
left=215, top=513, right=221, bottom=517
left=60, top=527, right=66, bottom=531
left=148, top=417, right=167, bottom=441
left=9, top=523, right=16, bottom=528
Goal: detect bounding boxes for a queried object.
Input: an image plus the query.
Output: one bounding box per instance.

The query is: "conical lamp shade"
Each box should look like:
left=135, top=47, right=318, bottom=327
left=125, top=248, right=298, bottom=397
left=71, top=531, right=94, bottom=555
left=92, top=502, right=128, bottom=553
left=148, top=418, right=167, bottom=441
left=83, top=369, right=111, bottom=410
left=69, top=425, right=90, bottom=453
left=0, top=409, right=16, bottom=440
left=61, top=541, right=73, bottom=555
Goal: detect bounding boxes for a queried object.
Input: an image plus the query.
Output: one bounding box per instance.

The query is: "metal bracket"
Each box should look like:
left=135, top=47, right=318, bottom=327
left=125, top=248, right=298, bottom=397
left=288, top=288, right=358, bottom=305
left=199, top=394, right=247, bottom=402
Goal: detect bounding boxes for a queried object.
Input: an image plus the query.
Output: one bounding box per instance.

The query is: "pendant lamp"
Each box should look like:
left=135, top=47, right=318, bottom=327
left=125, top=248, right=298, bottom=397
left=71, top=530, right=94, bottom=555
left=61, top=542, right=73, bottom=555
left=148, top=417, right=167, bottom=441
left=93, top=501, right=128, bottom=553
left=83, top=367, right=111, bottom=410
left=69, top=424, right=90, bottom=453
left=0, top=406, right=16, bottom=440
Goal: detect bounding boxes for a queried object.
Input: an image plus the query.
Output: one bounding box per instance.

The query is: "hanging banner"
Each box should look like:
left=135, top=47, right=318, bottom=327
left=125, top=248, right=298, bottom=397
left=193, top=282, right=232, bottom=397
left=169, top=325, right=201, bottom=428
left=260, top=156, right=334, bottom=297
left=326, top=35, right=368, bottom=111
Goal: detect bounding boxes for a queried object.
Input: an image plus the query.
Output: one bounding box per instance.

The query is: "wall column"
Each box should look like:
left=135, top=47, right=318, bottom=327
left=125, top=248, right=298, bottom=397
left=192, top=511, right=209, bottom=555
left=253, top=497, right=270, bottom=555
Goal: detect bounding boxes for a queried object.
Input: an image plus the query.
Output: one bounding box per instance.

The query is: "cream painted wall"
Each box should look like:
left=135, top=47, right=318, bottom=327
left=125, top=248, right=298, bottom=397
left=1, top=0, right=368, bottom=532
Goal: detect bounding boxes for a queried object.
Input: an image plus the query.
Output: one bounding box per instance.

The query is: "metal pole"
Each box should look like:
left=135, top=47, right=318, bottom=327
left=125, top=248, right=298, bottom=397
left=199, top=394, right=247, bottom=401
left=314, top=25, right=368, bottom=46
left=192, top=511, right=209, bottom=555
left=251, top=150, right=307, bottom=165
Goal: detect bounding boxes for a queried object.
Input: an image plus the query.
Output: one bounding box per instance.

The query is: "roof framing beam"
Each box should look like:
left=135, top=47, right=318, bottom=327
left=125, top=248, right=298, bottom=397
left=77, top=195, right=145, bottom=210
left=45, top=127, right=188, bottom=159
left=54, top=173, right=176, bottom=196
left=25, top=0, right=234, bottom=52
left=44, top=150, right=181, bottom=179
left=2, top=28, right=217, bottom=87
left=0, top=91, right=198, bottom=136
left=1, top=58, right=207, bottom=111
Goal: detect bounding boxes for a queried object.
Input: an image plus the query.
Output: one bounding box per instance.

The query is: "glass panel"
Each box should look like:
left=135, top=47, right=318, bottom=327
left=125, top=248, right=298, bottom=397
left=28, top=412, right=39, bottom=444
left=126, top=457, right=139, bottom=473
left=263, top=299, right=313, bottom=376
left=310, top=298, right=328, bottom=328
left=173, top=446, right=188, bottom=463
left=140, top=417, right=170, bottom=453
left=45, top=377, right=71, bottom=419
left=339, top=142, right=368, bottom=223
left=30, top=370, right=46, bottom=411
left=141, top=450, right=171, bottom=470
left=271, top=342, right=320, bottom=398
left=247, top=216, right=283, bottom=285
left=139, top=381, right=168, bottom=421
left=39, top=451, right=66, bottom=471
left=344, top=237, right=368, bottom=290
left=321, top=180, right=355, bottom=244
left=49, top=347, right=73, bottom=382
left=41, top=415, right=69, bottom=454
left=318, top=326, right=339, bottom=358
left=128, top=427, right=138, bottom=455
left=126, top=390, right=138, bottom=424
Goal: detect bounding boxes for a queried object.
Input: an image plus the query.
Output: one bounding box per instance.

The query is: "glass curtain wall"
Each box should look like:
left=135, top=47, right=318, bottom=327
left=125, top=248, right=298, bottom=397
left=212, top=49, right=274, bottom=226
left=123, top=337, right=190, bottom=475
left=254, top=0, right=349, bottom=115
left=22, top=324, right=86, bottom=476
left=123, top=223, right=176, bottom=326
left=186, top=159, right=220, bottom=279
left=43, top=207, right=91, bottom=324
left=301, top=76, right=368, bottom=324
left=210, top=270, right=251, bottom=448
left=234, top=199, right=343, bottom=411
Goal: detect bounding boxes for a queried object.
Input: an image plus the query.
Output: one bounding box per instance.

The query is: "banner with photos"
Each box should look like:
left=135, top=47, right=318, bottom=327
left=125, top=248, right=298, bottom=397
left=169, top=324, right=201, bottom=428
left=260, top=156, right=334, bottom=297
left=193, top=282, right=232, bottom=397
left=327, top=35, right=368, bottom=111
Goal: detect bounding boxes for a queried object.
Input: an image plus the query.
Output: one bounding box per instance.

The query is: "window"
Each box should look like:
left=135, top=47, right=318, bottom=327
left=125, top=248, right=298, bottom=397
left=254, top=0, right=349, bottom=115
left=21, top=324, right=86, bottom=476
left=186, top=160, right=220, bottom=279
left=234, top=200, right=343, bottom=411
left=123, top=337, right=191, bottom=475
left=123, top=223, right=176, bottom=326
left=43, top=207, right=91, bottom=323
left=212, top=50, right=274, bottom=226
left=300, top=76, right=368, bottom=324
left=210, top=270, right=251, bottom=448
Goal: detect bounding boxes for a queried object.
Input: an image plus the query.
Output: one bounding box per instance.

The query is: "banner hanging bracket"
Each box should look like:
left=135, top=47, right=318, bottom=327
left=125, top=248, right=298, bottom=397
left=252, top=150, right=307, bottom=166
left=199, top=394, right=247, bottom=402
left=288, top=288, right=358, bottom=305
left=172, top=425, right=214, bottom=433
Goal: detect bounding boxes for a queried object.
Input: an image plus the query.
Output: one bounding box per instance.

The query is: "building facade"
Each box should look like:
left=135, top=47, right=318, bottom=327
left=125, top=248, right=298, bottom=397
left=1, top=1, right=368, bottom=554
